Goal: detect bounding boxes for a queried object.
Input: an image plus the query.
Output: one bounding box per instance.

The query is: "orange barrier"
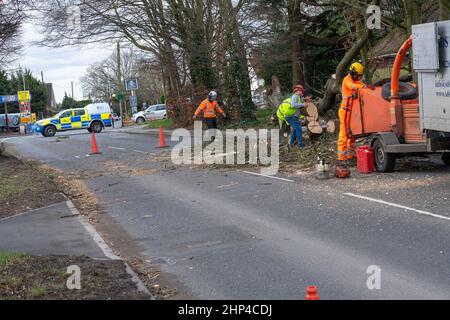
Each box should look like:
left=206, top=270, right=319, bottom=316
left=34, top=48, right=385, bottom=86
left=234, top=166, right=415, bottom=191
left=156, top=126, right=169, bottom=148
left=305, top=286, right=320, bottom=300
left=90, top=131, right=102, bottom=154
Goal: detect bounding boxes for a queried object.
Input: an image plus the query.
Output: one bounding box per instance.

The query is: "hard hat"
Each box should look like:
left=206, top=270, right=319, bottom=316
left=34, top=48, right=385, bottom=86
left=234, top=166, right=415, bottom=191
left=349, top=62, right=364, bottom=75
left=208, top=91, right=218, bottom=99
left=293, top=84, right=304, bottom=92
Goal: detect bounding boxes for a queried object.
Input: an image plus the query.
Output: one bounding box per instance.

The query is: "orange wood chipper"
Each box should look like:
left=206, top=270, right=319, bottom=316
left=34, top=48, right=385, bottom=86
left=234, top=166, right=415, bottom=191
left=347, top=21, right=450, bottom=172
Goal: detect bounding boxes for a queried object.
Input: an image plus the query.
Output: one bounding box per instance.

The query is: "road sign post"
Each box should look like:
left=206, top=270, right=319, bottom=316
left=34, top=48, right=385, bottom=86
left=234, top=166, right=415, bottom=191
left=130, top=94, right=138, bottom=114
left=125, top=79, right=139, bottom=91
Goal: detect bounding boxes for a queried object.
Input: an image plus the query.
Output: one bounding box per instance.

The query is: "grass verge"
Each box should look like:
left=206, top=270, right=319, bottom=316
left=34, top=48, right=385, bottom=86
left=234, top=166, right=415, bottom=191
left=0, top=253, right=150, bottom=300
left=145, top=118, right=174, bottom=129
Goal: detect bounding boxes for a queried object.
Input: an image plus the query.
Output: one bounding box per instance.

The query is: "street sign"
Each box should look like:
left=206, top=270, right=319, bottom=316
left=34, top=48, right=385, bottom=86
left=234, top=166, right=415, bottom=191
left=130, top=95, right=138, bottom=114
left=116, top=92, right=125, bottom=101
left=17, top=91, right=31, bottom=102
left=125, top=79, right=138, bottom=91
left=0, top=95, right=18, bottom=103
left=130, top=95, right=138, bottom=107
left=19, top=101, right=31, bottom=113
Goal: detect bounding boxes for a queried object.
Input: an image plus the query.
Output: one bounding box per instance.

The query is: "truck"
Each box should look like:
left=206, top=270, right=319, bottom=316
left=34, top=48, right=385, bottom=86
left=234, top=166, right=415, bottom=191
left=0, top=113, right=21, bottom=132
left=34, top=102, right=112, bottom=137
left=348, top=20, right=450, bottom=172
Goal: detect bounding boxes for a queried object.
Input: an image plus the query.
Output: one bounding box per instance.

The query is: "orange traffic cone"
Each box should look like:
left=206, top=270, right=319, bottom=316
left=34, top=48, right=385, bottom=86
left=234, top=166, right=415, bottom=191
left=90, top=131, right=102, bottom=155
left=156, top=126, right=169, bottom=148
left=305, top=286, right=320, bottom=300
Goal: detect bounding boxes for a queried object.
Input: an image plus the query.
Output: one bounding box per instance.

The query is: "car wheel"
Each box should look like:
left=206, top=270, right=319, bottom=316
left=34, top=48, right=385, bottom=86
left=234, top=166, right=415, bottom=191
left=136, top=117, right=145, bottom=124
left=372, top=139, right=396, bottom=172
left=91, top=122, right=103, bottom=133
left=43, top=125, right=56, bottom=137
left=442, top=153, right=450, bottom=166
left=87, top=128, right=92, bottom=133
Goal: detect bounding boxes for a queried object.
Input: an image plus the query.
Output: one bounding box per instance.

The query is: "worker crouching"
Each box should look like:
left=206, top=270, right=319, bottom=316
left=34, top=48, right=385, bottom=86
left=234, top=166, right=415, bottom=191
left=276, top=84, right=311, bottom=149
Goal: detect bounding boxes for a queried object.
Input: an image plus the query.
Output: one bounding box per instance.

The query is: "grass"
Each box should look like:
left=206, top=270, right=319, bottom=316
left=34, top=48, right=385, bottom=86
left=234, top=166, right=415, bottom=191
left=0, top=163, right=20, bottom=201
left=0, top=252, right=27, bottom=267
left=30, top=286, right=47, bottom=298
left=145, top=118, right=174, bottom=129
left=140, top=107, right=274, bottom=130
left=223, top=107, right=275, bottom=129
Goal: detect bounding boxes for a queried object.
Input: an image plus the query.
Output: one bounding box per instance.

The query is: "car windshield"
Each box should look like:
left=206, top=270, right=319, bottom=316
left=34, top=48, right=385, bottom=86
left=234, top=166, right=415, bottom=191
left=53, top=110, right=66, bottom=118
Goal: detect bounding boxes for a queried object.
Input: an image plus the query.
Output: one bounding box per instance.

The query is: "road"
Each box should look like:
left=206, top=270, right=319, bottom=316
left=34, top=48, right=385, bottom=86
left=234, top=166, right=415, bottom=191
left=3, top=128, right=450, bottom=299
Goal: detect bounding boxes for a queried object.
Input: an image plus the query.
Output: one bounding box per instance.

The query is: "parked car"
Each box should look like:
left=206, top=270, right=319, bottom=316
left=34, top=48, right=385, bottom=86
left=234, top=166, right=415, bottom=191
left=132, top=104, right=166, bottom=123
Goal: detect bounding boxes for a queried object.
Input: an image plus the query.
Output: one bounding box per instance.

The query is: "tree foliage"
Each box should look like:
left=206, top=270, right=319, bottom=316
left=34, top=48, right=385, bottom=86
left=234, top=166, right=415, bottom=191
left=0, top=69, right=47, bottom=114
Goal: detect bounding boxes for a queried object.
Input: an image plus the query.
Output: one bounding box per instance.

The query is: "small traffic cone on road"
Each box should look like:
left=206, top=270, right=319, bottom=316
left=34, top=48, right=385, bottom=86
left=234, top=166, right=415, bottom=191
left=305, top=286, right=320, bottom=300
left=156, top=126, right=169, bottom=148
left=90, top=131, right=102, bottom=155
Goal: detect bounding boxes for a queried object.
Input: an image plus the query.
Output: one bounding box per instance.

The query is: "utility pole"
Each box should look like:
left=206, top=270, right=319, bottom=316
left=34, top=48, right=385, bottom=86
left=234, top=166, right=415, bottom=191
left=21, top=67, right=26, bottom=90
left=71, top=81, right=74, bottom=99
left=116, top=41, right=124, bottom=119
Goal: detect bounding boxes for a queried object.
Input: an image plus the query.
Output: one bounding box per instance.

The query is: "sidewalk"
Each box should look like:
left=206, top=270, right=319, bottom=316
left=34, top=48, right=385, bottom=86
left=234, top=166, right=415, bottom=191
left=0, top=201, right=106, bottom=258
left=0, top=200, right=151, bottom=299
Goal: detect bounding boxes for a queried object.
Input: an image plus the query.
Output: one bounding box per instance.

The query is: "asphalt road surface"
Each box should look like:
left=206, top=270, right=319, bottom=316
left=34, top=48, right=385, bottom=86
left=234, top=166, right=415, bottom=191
left=3, top=128, right=450, bottom=299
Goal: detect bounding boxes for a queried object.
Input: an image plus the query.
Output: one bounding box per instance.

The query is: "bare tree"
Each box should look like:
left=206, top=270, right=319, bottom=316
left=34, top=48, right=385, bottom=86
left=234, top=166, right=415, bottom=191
left=81, top=47, right=164, bottom=106
left=32, top=0, right=182, bottom=97
left=0, top=0, right=28, bottom=64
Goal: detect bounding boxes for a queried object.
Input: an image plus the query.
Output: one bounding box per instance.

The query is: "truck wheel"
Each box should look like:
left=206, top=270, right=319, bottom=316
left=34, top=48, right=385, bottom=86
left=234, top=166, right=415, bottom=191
left=373, top=139, right=396, bottom=172
left=442, top=153, right=450, bottom=166
left=43, top=125, right=56, bottom=137
left=91, top=122, right=103, bottom=133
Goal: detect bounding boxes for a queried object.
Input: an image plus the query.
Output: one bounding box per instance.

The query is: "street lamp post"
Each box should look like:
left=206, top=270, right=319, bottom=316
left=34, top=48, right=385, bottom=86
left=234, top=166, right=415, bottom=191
left=103, top=63, right=123, bottom=119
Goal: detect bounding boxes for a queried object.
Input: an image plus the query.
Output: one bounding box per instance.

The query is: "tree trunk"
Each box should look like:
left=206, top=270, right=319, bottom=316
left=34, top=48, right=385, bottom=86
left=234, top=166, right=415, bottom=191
left=318, top=28, right=370, bottom=113
left=288, top=0, right=306, bottom=85
left=220, top=0, right=255, bottom=120
left=403, top=0, right=424, bottom=35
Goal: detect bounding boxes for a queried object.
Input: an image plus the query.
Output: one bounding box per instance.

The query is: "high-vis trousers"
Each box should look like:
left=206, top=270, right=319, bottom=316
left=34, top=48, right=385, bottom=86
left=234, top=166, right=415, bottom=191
left=337, top=108, right=355, bottom=161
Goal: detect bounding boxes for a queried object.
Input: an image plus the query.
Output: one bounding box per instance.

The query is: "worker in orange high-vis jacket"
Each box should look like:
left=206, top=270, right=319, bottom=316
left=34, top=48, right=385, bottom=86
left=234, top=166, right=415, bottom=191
left=193, top=91, right=226, bottom=136
left=338, top=62, right=375, bottom=163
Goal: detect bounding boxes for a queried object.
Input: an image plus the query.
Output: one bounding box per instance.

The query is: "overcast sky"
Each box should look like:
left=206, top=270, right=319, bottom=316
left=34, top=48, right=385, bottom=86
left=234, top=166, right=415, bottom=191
left=12, top=23, right=112, bottom=103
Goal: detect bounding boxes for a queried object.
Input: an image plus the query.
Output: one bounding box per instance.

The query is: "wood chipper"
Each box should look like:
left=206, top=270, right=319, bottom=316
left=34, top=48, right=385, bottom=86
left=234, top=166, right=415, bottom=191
left=348, top=21, right=450, bottom=172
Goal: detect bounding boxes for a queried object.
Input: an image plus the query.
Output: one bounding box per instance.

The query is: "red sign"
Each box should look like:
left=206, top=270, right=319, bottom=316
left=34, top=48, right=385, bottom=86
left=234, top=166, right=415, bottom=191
left=19, top=101, right=31, bottom=113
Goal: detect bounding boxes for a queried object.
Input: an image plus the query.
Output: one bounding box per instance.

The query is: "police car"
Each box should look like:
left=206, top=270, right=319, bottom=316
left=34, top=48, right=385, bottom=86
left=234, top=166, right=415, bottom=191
left=34, top=102, right=113, bottom=137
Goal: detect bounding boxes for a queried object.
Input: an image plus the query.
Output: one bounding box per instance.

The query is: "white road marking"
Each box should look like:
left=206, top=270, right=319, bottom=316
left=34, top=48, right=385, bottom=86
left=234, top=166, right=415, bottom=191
left=66, top=200, right=152, bottom=296
left=74, top=155, right=81, bottom=159
left=108, top=146, right=126, bottom=150
left=133, top=149, right=148, bottom=154
left=0, top=202, right=64, bottom=221
left=344, top=193, right=450, bottom=222
left=237, top=170, right=294, bottom=183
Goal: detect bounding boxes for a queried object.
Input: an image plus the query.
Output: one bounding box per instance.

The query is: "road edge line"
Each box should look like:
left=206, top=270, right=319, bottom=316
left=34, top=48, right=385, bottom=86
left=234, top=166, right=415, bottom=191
left=344, top=192, right=450, bottom=222
left=237, top=170, right=295, bottom=182
left=0, top=202, right=66, bottom=221
left=66, top=200, right=153, bottom=297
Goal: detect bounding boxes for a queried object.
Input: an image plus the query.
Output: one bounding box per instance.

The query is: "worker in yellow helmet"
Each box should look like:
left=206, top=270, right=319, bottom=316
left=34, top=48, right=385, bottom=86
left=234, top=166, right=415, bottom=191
left=337, top=62, right=375, bottom=163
